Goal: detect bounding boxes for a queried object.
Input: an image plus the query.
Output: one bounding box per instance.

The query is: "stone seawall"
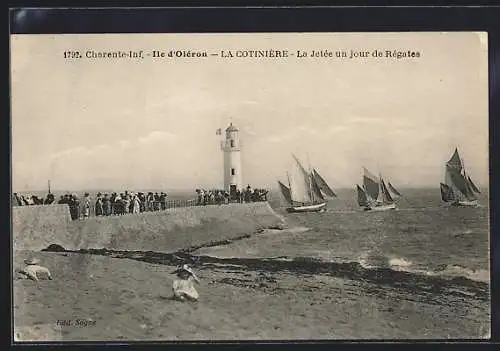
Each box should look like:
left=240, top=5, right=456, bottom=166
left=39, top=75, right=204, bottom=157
left=13, top=204, right=72, bottom=251
left=13, top=202, right=285, bottom=252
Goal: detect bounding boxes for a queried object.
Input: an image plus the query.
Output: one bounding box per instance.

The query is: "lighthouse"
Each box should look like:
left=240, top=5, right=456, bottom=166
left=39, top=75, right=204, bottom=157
left=221, top=122, right=243, bottom=196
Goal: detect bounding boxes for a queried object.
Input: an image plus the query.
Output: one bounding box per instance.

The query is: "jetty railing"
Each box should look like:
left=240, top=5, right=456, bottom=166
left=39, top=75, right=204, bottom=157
left=51, top=197, right=268, bottom=220
left=13, top=192, right=270, bottom=221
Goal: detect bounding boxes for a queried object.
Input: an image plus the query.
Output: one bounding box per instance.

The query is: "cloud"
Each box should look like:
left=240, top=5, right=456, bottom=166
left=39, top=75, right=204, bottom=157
left=12, top=130, right=186, bottom=190
left=138, top=131, right=177, bottom=144
left=266, top=125, right=319, bottom=143
left=345, top=117, right=385, bottom=126
left=50, top=146, right=91, bottom=159
left=326, top=125, right=349, bottom=134
left=48, top=130, right=178, bottom=162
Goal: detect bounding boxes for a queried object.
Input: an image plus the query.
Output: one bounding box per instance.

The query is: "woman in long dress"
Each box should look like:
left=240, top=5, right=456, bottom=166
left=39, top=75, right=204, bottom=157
left=83, top=193, right=91, bottom=218
left=123, top=194, right=131, bottom=214
left=95, top=193, right=103, bottom=216
left=172, top=265, right=200, bottom=302
left=132, top=194, right=140, bottom=214
left=103, top=194, right=111, bottom=216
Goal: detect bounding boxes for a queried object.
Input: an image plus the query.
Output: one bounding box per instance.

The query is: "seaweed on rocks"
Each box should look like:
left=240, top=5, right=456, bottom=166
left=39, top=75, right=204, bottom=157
left=41, top=241, right=489, bottom=304
left=179, top=233, right=252, bottom=254
left=41, top=244, right=66, bottom=252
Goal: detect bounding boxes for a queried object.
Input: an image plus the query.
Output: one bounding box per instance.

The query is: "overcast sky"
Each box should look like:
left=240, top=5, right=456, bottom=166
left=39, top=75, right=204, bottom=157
left=11, top=32, right=489, bottom=191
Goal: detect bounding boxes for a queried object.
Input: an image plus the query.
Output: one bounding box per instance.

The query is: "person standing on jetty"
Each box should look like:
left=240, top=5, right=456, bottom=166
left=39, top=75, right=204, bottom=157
left=147, top=192, right=154, bottom=211
left=103, top=194, right=111, bottom=216
left=123, top=192, right=131, bottom=214
left=69, top=194, right=80, bottom=220
left=83, top=193, right=91, bottom=219
left=95, top=193, right=103, bottom=216
left=132, top=193, right=141, bottom=214
left=172, top=265, right=200, bottom=302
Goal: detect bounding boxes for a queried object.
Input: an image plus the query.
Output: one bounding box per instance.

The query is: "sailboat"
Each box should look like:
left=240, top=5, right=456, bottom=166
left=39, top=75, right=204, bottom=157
left=356, top=167, right=398, bottom=211
left=440, top=148, right=481, bottom=207
left=387, top=181, right=402, bottom=200
left=278, top=154, right=336, bottom=213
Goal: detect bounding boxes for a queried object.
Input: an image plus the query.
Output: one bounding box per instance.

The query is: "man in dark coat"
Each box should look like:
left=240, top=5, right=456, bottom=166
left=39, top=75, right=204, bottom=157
left=103, top=194, right=111, bottom=216
left=69, top=194, right=80, bottom=220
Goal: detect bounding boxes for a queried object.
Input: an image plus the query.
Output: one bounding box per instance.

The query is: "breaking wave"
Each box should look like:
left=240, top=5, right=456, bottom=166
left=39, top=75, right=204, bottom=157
left=356, top=253, right=488, bottom=283
left=425, top=264, right=489, bottom=283
left=42, top=244, right=489, bottom=301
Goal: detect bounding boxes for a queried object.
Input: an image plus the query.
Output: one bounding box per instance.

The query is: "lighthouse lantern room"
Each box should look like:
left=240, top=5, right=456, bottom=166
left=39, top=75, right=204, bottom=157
left=221, top=122, right=242, bottom=196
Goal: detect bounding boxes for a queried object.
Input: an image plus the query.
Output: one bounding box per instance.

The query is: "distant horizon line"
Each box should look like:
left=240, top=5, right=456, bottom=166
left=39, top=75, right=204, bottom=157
left=12, top=185, right=489, bottom=194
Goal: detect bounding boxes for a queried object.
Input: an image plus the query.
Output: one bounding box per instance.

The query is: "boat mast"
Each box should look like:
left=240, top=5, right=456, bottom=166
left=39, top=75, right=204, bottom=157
left=456, top=148, right=466, bottom=201
left=306, top=152, right=315, bottom=204
left=48, top=180, right=51, bottom=194
left=459, top=150, right=467, bottom=201
left=378, top=172, right=384, bottom=204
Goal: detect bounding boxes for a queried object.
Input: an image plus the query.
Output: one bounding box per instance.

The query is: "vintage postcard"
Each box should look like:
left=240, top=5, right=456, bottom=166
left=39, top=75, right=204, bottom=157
left=11, top=31, right=490, bottom=341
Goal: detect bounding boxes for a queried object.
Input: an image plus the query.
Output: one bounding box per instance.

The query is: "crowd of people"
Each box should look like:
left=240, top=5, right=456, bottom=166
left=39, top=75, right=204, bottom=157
left=13, top=191, right=170, bottom=220
left=195, top=185, right=268, bottom=205
left=13, top=193, right=55, bottom=206
left=13, top=185, right=269, bottom=221
left=58, top=191, right=170, bottom=220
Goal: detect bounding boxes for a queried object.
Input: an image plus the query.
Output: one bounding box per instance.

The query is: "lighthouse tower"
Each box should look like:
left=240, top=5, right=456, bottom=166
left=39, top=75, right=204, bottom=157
left=221, top=122, right=243, bottom=196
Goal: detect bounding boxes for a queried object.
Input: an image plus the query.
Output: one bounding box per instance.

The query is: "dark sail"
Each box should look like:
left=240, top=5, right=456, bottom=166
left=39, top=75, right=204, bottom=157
left=363, top=167, right=379, bottom=200
left=357, top=185, right=369, bottom=207
left=446, top=165, right=477, bottom=201
left=310, top=175, right=325, bottom=202
left=440, top=182, right=455, bottom=202
left=387, top=182, right=402, bottom=197
left=447, top=148, right=463, bottom=172
left=380, top=179, right=394, bottom=204
left=467, top=175, right=481, bottom=194
left=312, top=169, right=337, bottom=197
left=278, top=181, right=292, bottom=205
left=464, top=174, right=476, bottom=198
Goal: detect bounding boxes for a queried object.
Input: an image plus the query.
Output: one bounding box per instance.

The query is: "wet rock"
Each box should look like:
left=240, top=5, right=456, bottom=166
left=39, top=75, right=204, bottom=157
left=41, top=244, right=66, bottom=252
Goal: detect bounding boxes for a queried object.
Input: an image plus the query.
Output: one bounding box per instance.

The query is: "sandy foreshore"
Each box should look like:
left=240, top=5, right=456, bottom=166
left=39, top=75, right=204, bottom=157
left=13, top=245, right=489, bottom=341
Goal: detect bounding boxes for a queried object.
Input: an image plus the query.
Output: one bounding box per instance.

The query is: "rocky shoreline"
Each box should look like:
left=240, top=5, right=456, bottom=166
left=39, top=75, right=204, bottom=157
left=14, top=226, right=490, bottom=341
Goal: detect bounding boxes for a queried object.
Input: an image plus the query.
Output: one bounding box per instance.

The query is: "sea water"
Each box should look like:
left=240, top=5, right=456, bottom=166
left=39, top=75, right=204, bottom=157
left=15, top=187, right=491, bottom=338
left=267, top=188, right=490, bottom=284
left=19, top=187, right=490, bottom=284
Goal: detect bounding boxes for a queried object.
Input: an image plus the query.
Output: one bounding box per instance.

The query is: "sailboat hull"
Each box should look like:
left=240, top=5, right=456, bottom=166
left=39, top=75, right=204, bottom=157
left=286, top=202, right=327, bottom=213
left=450, top=200, right=479, bottom=208
left=365, top=203, right=397, bottom=211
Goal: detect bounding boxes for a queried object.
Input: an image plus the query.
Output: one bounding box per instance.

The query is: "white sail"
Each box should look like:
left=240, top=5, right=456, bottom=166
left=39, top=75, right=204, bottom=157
left=289, top=159, right=312, bottom=204
left=282, top=154, right=329, bottom=212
